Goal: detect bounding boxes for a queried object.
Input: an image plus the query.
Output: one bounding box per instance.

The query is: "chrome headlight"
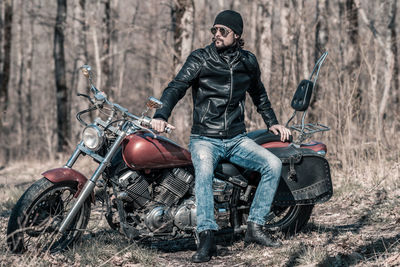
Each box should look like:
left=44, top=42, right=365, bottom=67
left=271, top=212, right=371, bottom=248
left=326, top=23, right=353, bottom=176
left=82, top=125, right=104, bottom=151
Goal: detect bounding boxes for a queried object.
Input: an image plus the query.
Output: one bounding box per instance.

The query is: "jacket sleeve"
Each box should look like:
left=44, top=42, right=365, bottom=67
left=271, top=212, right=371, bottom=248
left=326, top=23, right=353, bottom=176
left=247, top=54, right=279, bottom=128
left=153, top=50, right=204, bottom=121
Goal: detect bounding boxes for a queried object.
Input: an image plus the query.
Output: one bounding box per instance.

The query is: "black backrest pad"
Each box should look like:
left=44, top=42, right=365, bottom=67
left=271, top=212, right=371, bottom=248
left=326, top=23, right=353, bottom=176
left=291, top=79, right=314, bottom=111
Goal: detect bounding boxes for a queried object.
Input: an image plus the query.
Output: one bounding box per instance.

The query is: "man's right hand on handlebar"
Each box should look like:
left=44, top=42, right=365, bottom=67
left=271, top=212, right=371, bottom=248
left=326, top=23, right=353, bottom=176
left=151, top=119, right=176, bottom=133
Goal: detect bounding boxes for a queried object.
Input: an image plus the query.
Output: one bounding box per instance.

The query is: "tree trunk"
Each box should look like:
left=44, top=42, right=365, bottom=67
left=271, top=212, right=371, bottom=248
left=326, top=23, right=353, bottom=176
left=300, top=0, right=309, bottom=79
left=70, top=0, right=88, bottom=140
left=378, top=2, right=395, bottom=125
left=345, top=0, right=362, bottom=119
left=0, top=0, right=13, bottom=124
left=256, top=1, right=273, bottom=89
left=389, top=0, right=399, bottom=118
left=143, top=1, right=161, bottom=97
left=310, top=0, right=329, bottom=121
left=25, top=0, right=35, bottom=151
left=70, top=0, right=87, bottom=95
left=172, top=0, right=194, bottom=72
left=102, top=0, right=118, bottom=100
left=248, top=0, right=273, bottom=129
left=356, top=0, right=395, bottom=145
left=110, top=0, right=119, bottom=100
left=54, top=0, right=69, bottom=152
left=169, top=0, right=195, bottom=144
left=279, top=0, right=295, bottom=98
left=0, top=0, right=13, bottom=163
left=118, top=1, right=139, bottom=99
left=16, top=0, right=25, bottom=157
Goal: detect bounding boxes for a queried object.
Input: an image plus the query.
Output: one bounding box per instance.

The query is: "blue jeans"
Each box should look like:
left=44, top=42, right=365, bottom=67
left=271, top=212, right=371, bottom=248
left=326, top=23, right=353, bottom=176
left=189, top=133, right=282, bottom=233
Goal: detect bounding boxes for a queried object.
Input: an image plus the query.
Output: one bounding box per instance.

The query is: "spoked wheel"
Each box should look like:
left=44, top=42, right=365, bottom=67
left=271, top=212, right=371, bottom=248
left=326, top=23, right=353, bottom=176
left=264, top=204, right=314, bottom=235
left=6, top=178, right=91, bottom=253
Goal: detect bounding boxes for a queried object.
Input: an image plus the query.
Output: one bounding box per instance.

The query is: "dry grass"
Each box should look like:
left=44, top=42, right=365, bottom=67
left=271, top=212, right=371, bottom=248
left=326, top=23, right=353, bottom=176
left=0, top=152, right=399, bottom=266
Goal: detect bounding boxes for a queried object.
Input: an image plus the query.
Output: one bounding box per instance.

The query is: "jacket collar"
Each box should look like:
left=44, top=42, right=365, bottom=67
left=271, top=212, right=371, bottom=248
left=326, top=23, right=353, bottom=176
left=209, top=42, right=242, bottom=65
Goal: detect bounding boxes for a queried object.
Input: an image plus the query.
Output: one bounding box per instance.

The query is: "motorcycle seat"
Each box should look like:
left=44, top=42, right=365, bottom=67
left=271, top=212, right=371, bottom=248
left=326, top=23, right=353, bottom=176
left=247, top=129, right=293, bottom=145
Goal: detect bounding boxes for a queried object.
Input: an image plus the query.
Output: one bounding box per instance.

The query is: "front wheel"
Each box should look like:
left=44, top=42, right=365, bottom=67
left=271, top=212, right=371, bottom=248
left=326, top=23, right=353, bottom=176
left=264, top=204, right=314, bottom=235
left=6, top=178, right=91, bottom=253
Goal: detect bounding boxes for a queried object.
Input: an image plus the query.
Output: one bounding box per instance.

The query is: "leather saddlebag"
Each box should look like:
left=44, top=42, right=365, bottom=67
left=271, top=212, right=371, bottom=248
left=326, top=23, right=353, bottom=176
left=268, top=146, right=333, bottom=205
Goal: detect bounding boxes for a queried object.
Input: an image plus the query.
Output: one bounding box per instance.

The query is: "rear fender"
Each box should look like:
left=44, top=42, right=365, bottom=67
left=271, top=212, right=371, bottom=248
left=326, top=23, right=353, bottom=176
left=42, top=168, right=95, bottom=204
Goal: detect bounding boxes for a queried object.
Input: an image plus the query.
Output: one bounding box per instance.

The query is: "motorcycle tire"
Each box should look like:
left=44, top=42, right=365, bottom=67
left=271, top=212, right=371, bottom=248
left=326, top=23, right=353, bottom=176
left=6, top=178, right=91, bottom=253
left=264, top=204, right=314, bottom=235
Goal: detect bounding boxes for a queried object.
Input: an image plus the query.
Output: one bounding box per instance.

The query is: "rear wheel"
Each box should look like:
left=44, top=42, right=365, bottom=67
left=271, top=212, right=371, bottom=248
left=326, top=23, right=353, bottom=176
left=264, top=204, right=314, bottom=235
left=6, top=178, right=91, bottom=253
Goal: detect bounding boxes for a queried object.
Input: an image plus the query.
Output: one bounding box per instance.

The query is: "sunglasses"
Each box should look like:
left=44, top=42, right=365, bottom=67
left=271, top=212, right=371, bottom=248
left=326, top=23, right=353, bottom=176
left=210, top=26, right=231, bottom=37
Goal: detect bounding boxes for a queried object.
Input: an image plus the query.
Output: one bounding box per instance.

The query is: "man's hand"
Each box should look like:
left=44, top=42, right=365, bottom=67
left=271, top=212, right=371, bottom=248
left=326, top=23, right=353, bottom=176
left=270, top=124, right=291, bottom=142
left=151, top=119, right=176, bottom=133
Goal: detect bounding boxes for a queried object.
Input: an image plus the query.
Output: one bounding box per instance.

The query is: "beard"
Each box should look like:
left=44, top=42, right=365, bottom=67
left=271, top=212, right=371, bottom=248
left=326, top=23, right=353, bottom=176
left=212, top=37, right=225, bottom=47
left=213, top=37, right=237, bottom=52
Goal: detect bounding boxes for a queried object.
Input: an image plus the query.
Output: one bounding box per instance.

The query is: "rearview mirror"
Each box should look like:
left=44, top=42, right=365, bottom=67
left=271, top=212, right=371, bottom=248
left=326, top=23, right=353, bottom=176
left=146, top=97, right=163, bottom=109
left=81, top=65, right=93, bottom=80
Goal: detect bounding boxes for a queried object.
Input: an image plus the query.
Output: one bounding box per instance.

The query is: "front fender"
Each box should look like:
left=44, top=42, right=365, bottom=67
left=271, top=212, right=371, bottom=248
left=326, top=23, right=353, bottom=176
left=42, top=168, right=95, bottom=203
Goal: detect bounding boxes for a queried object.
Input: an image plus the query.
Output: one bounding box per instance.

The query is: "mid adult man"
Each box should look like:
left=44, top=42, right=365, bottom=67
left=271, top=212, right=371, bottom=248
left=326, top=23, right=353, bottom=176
left=151, top=10, right=291, bottom=263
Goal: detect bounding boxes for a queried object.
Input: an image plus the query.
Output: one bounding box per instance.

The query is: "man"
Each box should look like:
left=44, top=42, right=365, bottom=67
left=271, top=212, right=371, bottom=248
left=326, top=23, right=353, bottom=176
left=151, top=10, right=291, bottom=263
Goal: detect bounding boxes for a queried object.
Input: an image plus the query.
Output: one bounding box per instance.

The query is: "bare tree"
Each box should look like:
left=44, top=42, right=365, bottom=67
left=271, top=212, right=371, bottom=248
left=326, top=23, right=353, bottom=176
left=16, top=0, right=25, bottom=157
left=279, top=0, right=291, bottom=93
left=25, top=0, right=35, bottom=151
left=170, top=0, right=195, bottom=143
left=70, top=0, right=89, bottom=139
left=0, top=0, right=13, bottom=163
left=256, top=1, right=273, bottom=90
left=172, top=0, right=195, bottom=72
left=344, top=0, right=362, bottom=119
left=388, top=0, right=399, bottom=117
left=54, top=0, right=69, bottom=151
left=102, top=0, right=119, bottom=100
left=309, top=0, right=330, bottom=121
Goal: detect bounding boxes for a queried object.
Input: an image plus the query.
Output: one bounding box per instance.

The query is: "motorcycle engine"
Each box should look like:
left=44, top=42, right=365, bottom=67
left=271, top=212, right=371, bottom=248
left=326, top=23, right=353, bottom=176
left=119, top=168, right=234, bottom=233
left=147, top=178, right=234, bottom=232
left=118, top=171, right=151, bottom=209
left=144, top=168, right=194, bottom=232
left=120, top=167, right=193, bottom=233
left=153, top=168, right=194, bottom=207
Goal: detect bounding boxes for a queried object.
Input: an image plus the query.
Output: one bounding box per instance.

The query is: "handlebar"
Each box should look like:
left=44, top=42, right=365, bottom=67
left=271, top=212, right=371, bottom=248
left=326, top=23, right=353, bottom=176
left=79, top=65, right=173, bottom=134
left=138, top=116, right=173, bottom=134
left=77, top=87, right=174, bottom=135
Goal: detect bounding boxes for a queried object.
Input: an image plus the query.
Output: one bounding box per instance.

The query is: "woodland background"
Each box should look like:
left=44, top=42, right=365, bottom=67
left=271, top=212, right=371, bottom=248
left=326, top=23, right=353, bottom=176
left=0, top=0, right=399, bottom=167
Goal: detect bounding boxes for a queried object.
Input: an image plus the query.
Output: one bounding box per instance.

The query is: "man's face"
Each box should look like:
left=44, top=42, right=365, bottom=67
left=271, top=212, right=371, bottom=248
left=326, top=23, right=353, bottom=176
left=212, top=24, right=239, bottom=49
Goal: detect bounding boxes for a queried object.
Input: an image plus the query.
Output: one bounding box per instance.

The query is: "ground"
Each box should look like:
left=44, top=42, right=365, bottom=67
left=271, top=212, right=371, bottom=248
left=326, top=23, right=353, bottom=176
left=0, top=159, right=399, bottom=266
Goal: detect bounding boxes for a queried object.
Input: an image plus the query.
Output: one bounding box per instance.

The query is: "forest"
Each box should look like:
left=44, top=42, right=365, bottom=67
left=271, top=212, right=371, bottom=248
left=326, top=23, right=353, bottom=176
left=0, top=0, right=398, bottom=164
left=0, top=0, right=399, bottom=266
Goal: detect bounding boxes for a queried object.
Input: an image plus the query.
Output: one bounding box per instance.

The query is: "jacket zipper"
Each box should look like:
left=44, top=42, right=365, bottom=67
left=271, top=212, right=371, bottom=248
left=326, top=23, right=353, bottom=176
left=239, top=101, right=244, bottom=118
left=224, top=65, right=233, bottom=131
left=200, top=100, right=211, bottom=123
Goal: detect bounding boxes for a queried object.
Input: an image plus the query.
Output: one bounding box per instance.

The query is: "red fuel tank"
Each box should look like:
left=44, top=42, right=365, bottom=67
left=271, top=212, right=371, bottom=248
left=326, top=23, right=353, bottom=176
left=122, top=132, right=192, bottom=170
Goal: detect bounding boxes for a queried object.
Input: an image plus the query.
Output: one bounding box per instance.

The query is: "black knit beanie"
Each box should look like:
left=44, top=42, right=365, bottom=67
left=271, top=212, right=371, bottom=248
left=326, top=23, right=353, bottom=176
left=213, top=10, right=243, bottom=36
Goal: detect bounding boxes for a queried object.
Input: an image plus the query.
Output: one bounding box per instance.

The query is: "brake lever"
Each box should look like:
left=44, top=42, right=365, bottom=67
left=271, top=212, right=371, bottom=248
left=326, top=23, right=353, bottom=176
left=77, top=93, right=94, bottom=104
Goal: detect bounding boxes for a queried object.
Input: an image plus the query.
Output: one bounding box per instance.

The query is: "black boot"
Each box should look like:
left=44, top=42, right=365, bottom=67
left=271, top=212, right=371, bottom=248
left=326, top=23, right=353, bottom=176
left=191, top=230, right=217, bottom=263
left=244, top=222, right=281, bottom=247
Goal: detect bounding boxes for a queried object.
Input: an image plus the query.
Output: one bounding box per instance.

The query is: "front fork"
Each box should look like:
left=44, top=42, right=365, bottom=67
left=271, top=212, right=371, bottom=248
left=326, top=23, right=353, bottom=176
left=58, top=130, right=127, bottom=233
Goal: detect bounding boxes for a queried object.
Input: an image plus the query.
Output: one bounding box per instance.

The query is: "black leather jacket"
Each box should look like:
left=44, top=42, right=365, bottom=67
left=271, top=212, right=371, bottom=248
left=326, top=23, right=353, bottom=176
left=154, top=43, right=278, bottom=138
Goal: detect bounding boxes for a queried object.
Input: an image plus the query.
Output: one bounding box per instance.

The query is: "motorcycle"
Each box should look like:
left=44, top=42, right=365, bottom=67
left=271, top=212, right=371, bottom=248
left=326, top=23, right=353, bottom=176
left=7, top=52, right=332, bottom=253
